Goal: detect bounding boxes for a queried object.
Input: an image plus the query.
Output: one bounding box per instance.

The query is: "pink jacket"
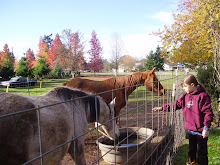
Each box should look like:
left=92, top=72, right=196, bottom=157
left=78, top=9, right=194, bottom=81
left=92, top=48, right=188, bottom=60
left=162, top=86, right=214, bottom=132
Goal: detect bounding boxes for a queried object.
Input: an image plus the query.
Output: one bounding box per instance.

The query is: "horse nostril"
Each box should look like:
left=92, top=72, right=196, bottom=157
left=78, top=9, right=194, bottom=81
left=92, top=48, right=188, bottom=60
left=159, top=89, right=165, bottom=96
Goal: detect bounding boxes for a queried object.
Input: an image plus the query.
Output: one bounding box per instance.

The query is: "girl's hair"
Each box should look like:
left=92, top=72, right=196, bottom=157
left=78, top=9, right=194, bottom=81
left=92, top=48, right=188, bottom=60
left=181, top=74, right=199, bottom=86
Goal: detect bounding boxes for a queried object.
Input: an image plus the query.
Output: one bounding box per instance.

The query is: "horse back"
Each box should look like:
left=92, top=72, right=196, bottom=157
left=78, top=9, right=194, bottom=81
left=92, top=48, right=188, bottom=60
left=0, top=92, right=38, bottom=164
left=63, top=78, right=113, bottom=99
left=63, top=77, right=131, bottom=108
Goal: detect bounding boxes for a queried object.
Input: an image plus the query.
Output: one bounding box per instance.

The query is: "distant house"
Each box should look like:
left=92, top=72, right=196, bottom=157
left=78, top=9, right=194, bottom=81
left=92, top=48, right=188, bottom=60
left=163, top=63, right=185, bottom=71
left=118, top=64, right=125, bottom=73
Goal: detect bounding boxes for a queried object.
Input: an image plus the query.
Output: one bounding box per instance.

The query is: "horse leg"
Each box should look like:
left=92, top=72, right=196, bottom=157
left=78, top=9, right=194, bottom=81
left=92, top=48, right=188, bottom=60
left=68, top=138, right=86, bottom=165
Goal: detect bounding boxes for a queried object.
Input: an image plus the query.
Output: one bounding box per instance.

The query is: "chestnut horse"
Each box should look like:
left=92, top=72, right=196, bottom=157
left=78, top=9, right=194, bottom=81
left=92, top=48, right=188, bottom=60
left=63, top=68, right=164, bottom=117
left=0, top=87, right=119, bottom=165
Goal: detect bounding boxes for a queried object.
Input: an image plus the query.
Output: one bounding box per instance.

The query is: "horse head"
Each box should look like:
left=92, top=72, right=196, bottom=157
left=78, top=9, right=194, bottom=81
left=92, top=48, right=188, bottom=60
left=143, top=67, right=165, bottom=96
left=95, top=98, right=119, bottom=140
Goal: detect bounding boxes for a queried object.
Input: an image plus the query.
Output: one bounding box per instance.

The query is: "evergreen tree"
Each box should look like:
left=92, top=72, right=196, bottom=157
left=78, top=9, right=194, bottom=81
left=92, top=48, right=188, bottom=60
left=33, top=57, right=51, bottom=79
left=43, top=34, right=53, bottom=49
left=145, top=45, right=164, bottom=71
left=49, top=62, right=63, bottom=79
left=16, top=57, right=30, bottom=77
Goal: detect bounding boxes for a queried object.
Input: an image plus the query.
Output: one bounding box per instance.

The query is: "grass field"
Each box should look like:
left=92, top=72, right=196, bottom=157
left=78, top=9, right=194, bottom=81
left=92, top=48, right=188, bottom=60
left=0, top=78, right=71, bottom=95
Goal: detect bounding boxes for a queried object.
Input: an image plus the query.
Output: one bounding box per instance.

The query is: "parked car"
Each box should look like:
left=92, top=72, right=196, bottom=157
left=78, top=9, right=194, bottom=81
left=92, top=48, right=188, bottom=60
left=0, top=77, right=37, bottom=88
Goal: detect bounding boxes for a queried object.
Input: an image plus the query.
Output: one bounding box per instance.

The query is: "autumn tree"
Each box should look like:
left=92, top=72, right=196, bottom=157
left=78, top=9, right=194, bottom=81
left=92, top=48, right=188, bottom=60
left=70, top=31, right=85, bottom=71
left=154, top=0, right=219, bottom=70
left=26, top=48, right=35, bottom=70
left=0, top=44, right=15, bottom=79
left=196, top=0, right=220, bottom=78
left=59, top=29, right=73, bottom=69
left=47, top=33, right=63, bottom=69
left=60, top=29, right=85, bottom=71
left=110, top=33, right=124, bottom=76
left=36, top=36, right=49, bottom=60
left=13, top=58, right=19, bottom=72
left=135, top=59, right=146, bottom=72
left=121, top=55, right=136, bottom=72
left=88, top=30, right=103, bottom=73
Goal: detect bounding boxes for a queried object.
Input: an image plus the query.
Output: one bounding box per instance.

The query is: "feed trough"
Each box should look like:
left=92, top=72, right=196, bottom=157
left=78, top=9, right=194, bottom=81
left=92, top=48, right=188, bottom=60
left=97, top=127, right=154, bottom=164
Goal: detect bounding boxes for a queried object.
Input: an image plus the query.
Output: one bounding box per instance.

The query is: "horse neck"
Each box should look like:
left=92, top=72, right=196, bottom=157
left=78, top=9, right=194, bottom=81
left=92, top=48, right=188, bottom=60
left=105, top=73, right=145, bottom=95
left=85, top=95, right=101, bottom=123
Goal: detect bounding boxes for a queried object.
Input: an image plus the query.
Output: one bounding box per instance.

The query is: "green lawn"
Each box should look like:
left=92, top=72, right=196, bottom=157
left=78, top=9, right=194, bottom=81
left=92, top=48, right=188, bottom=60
left=0, top=78, right=71, bottom=95
left=174, top=129, right=220, bottom=165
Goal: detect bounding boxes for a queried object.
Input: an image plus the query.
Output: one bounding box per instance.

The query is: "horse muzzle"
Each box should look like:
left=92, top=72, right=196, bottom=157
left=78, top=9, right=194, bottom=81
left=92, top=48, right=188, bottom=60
left=95, top=122, right=120, bottom=140
left=159, top=89, right=165, bottom=96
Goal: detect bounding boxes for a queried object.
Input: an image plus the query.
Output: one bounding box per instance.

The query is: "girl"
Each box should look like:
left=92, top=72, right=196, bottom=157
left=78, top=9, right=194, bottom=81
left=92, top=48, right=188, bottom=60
left=153, top=74, right=214, bottom=165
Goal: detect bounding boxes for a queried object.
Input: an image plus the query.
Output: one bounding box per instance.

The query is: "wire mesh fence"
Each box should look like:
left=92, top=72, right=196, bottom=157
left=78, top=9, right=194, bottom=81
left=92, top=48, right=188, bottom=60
left=0, top=71, right=188, bottom=165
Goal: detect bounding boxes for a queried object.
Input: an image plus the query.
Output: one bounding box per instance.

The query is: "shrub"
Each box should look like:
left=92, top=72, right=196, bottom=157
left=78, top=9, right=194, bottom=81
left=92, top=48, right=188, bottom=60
left=197, top=63, right=220, bottom=127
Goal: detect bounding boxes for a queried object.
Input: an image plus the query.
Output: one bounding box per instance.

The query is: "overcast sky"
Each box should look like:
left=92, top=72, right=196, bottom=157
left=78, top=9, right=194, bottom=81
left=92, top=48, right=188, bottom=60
left=0, top=0, right=178, bottom=61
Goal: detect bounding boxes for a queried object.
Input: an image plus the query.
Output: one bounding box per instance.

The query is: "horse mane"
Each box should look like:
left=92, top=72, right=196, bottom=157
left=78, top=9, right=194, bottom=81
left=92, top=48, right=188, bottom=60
left=45, top=86, right=101, bottom=122
left=104, top=72, right=144, bottom=89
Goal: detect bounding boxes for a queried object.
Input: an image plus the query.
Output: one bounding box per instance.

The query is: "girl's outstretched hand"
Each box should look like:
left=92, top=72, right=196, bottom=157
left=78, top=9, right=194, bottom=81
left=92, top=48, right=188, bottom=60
left=152, top=107, right=162, bottom=111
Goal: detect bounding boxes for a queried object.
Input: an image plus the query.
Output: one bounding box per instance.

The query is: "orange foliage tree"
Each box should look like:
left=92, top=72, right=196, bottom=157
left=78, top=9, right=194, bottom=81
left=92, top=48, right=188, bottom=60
left=26, top=48, right=36, bottom=70
left=47, top=33, right=63, bottom=70
left=0, top=44, right=15, bottom=78
left=36, top=36, right=49, bottom=60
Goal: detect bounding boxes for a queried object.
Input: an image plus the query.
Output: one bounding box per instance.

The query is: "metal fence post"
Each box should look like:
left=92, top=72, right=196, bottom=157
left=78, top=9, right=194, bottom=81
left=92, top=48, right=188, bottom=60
left=37, top=105, right=44, bottom=165
left=166, top=78, right=176, bottom=165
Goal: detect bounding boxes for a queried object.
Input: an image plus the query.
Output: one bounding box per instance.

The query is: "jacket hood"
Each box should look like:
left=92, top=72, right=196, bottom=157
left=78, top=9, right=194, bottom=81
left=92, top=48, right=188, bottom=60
left=190, top=85, right=205, bottom=95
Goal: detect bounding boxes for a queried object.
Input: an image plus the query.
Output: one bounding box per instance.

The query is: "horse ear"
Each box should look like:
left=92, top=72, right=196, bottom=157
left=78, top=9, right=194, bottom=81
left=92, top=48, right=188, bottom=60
left=144, top=67, right=156, bottom=74
left=110, top=97, right=116, bottom=106
left=150, top=67, right=156, bottom=73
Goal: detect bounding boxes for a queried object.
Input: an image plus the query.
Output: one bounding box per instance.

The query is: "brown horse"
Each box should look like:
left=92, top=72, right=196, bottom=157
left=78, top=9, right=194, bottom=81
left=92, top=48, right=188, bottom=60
left=63, top=68, right=164, bottom=117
